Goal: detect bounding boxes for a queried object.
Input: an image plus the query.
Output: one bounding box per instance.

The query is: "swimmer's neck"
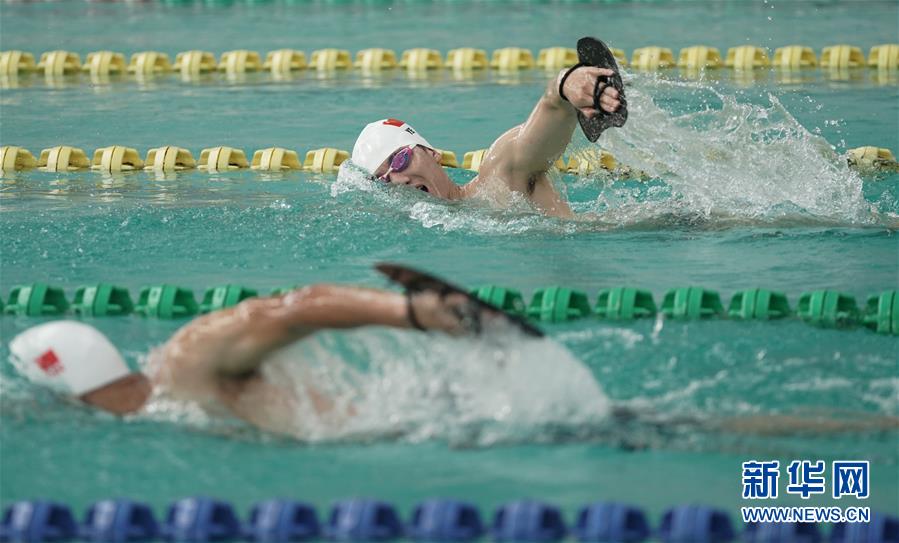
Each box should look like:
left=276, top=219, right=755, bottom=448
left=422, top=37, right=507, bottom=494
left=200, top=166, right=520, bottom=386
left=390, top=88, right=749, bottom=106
left=79, top=373, right=152, bottom=415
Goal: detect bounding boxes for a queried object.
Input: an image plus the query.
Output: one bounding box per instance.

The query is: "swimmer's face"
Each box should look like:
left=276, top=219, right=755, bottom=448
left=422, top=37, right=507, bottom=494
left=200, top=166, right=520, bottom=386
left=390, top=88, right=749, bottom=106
left=373, top=146, right=460, bottom=200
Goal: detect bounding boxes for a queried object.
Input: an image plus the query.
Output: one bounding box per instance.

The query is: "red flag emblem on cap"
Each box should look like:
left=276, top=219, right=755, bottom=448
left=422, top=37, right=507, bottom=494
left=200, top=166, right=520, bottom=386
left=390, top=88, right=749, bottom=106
left=383, top=118, right=405, bottom=127
left=36, top=349, right=63, bottom=376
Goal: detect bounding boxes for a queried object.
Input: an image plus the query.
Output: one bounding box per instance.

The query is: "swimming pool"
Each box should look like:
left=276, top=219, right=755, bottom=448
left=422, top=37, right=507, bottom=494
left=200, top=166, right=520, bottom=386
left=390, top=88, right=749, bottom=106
left=1, top=0, right=898, bottom=535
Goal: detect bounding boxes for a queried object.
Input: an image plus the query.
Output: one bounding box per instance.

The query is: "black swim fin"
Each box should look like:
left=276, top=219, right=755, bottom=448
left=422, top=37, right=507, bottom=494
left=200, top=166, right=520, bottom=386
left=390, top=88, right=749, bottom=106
left=374, top=262, right=544, bottom=338
left=575, top=36, right=628, bottom=142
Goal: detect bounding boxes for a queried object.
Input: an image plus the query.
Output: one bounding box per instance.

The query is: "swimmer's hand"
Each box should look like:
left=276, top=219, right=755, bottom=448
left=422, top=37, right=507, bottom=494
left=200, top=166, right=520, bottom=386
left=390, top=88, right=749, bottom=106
left=560, top=67, right=621, bottom=118
left=407, top=291, right=497, bottom=336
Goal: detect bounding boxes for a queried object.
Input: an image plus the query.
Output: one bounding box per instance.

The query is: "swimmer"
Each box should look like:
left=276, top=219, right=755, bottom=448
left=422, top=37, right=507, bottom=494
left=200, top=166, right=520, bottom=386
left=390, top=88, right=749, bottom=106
left=9, top=262, right=896, bottom=442
left=344, top=37, right=627, bottom=218
left=7, top=264, right=532, bottom=436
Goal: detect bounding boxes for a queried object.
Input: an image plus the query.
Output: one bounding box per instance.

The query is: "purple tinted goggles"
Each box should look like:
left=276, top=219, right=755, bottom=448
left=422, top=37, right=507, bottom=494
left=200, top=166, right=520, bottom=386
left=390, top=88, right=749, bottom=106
left=377, top=145, right=416, bottom=182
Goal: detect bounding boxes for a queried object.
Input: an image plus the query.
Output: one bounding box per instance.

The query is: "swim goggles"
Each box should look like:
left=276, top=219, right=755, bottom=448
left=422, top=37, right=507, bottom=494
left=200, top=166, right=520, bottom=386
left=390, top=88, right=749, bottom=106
left=377, top=145, right=416, bottom=182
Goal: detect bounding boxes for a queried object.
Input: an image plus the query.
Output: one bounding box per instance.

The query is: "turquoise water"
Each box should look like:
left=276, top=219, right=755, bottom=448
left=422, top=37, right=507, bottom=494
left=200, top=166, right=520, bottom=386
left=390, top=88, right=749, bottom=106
left=1, top=0, right=898, bottom=531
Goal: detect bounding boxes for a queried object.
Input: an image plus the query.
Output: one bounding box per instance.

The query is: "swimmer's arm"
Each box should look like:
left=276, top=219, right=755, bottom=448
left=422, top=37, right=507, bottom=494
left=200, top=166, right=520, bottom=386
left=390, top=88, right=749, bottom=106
left=497, top=67, right=619, bottom=178
left=213, top=285, right=411, bottom=377
left=156, top=286, right=410, bottom=389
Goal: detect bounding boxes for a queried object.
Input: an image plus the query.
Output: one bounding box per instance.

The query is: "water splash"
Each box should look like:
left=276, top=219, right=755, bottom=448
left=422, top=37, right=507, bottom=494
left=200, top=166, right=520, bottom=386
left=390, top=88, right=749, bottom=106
left=590, top=74, right=872, bottom=224
left=254, top=327, right=611, bottom=446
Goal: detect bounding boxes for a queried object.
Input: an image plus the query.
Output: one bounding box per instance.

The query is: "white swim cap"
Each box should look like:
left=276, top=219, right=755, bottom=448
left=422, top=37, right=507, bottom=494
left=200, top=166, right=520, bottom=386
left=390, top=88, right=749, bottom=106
left=9, top=321, right=130, bottom=397
left=351, top=118, right=433, bottom=175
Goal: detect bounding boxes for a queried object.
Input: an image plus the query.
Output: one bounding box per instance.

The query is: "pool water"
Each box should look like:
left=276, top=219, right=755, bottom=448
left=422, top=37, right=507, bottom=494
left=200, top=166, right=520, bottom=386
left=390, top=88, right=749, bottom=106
left=1, top=0, right=897, bottom=529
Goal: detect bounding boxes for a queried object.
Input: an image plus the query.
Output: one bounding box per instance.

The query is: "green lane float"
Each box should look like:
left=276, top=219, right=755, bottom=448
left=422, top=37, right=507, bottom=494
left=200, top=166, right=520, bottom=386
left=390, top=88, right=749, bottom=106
left=594, top=288, right=656, bottom=320
left=471, top=286, right=527, bottom=317
left=135, top=285, right=198, bottom=319
left=527, top=287, right=592, bottom=322
left=200, top=285, right=258, bottom=314
left=797, top=290, right=858, bottom=328
left=2, top=283, right=897, bottom=335
left=270, top=285, right=302, bottom=296
left=661, top=287, right=724, bottom=320
left=727, top=289, right=791, bottom=320
left=632, top=47, right=675, bottom=70
left=72, top=284, right=134, bottom=317
left=725, top=46, right=770, bottom=69
left=863, top=290, right=899, bottom=335
left=4, top=283, right=69, bottom=317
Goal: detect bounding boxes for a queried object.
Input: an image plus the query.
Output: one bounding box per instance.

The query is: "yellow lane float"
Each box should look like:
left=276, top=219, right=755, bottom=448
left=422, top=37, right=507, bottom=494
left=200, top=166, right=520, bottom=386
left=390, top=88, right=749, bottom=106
left=725, top=46, right=770, bottom=69
left=128, top=52, right=173, bottom=75
left=83, top=51, right=126, bottom=76
left=38, top=146, right=90, bottom=172
left=490, top=48, right=535, bottom=71
left=771, top=46, right=817, bottom=69
left=37, top=51, right=81, bottom=76
left=264, top=49, right=307, bottom=73
left=144, top=147, right=196, bottom=172
left=566, top=149, right=618, bottom=174
left=868, top=44, right=899, bottom=70
left=445, top=48, right=488, bottom=71
left=251, top=148, right=302, bottom=171
left=631, top=47, right=675, bottom=70
left=435, top=149, right=459, bottom=168
left=537, top=47, right=578, bottom=71
left=820, top=45, right=865, bottom=69
left=303, top=148, right=348, bottom=173
left=677, top=46, right=722, bottom=69
left=462, top=149, right=487, bottom=172
left=400, top=49, right=443, bottom=71
left=310, top=49, right=352, bottom=71
left=219, top=50, right=263, bottom=73
left=91, top=146, right=144, bottom=172
left=848, top=147, right=899, bottom=173
left=354, top=49, right=397, bottom=71
left=611, top=48, right=628, bottom=67
left=1, top=146, right=37, bottom=171
left=1, top=51, right=36, bottom=75
left=174, top=51, right=217, bottom=75
left=198, top=146, right=249, bottom=171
